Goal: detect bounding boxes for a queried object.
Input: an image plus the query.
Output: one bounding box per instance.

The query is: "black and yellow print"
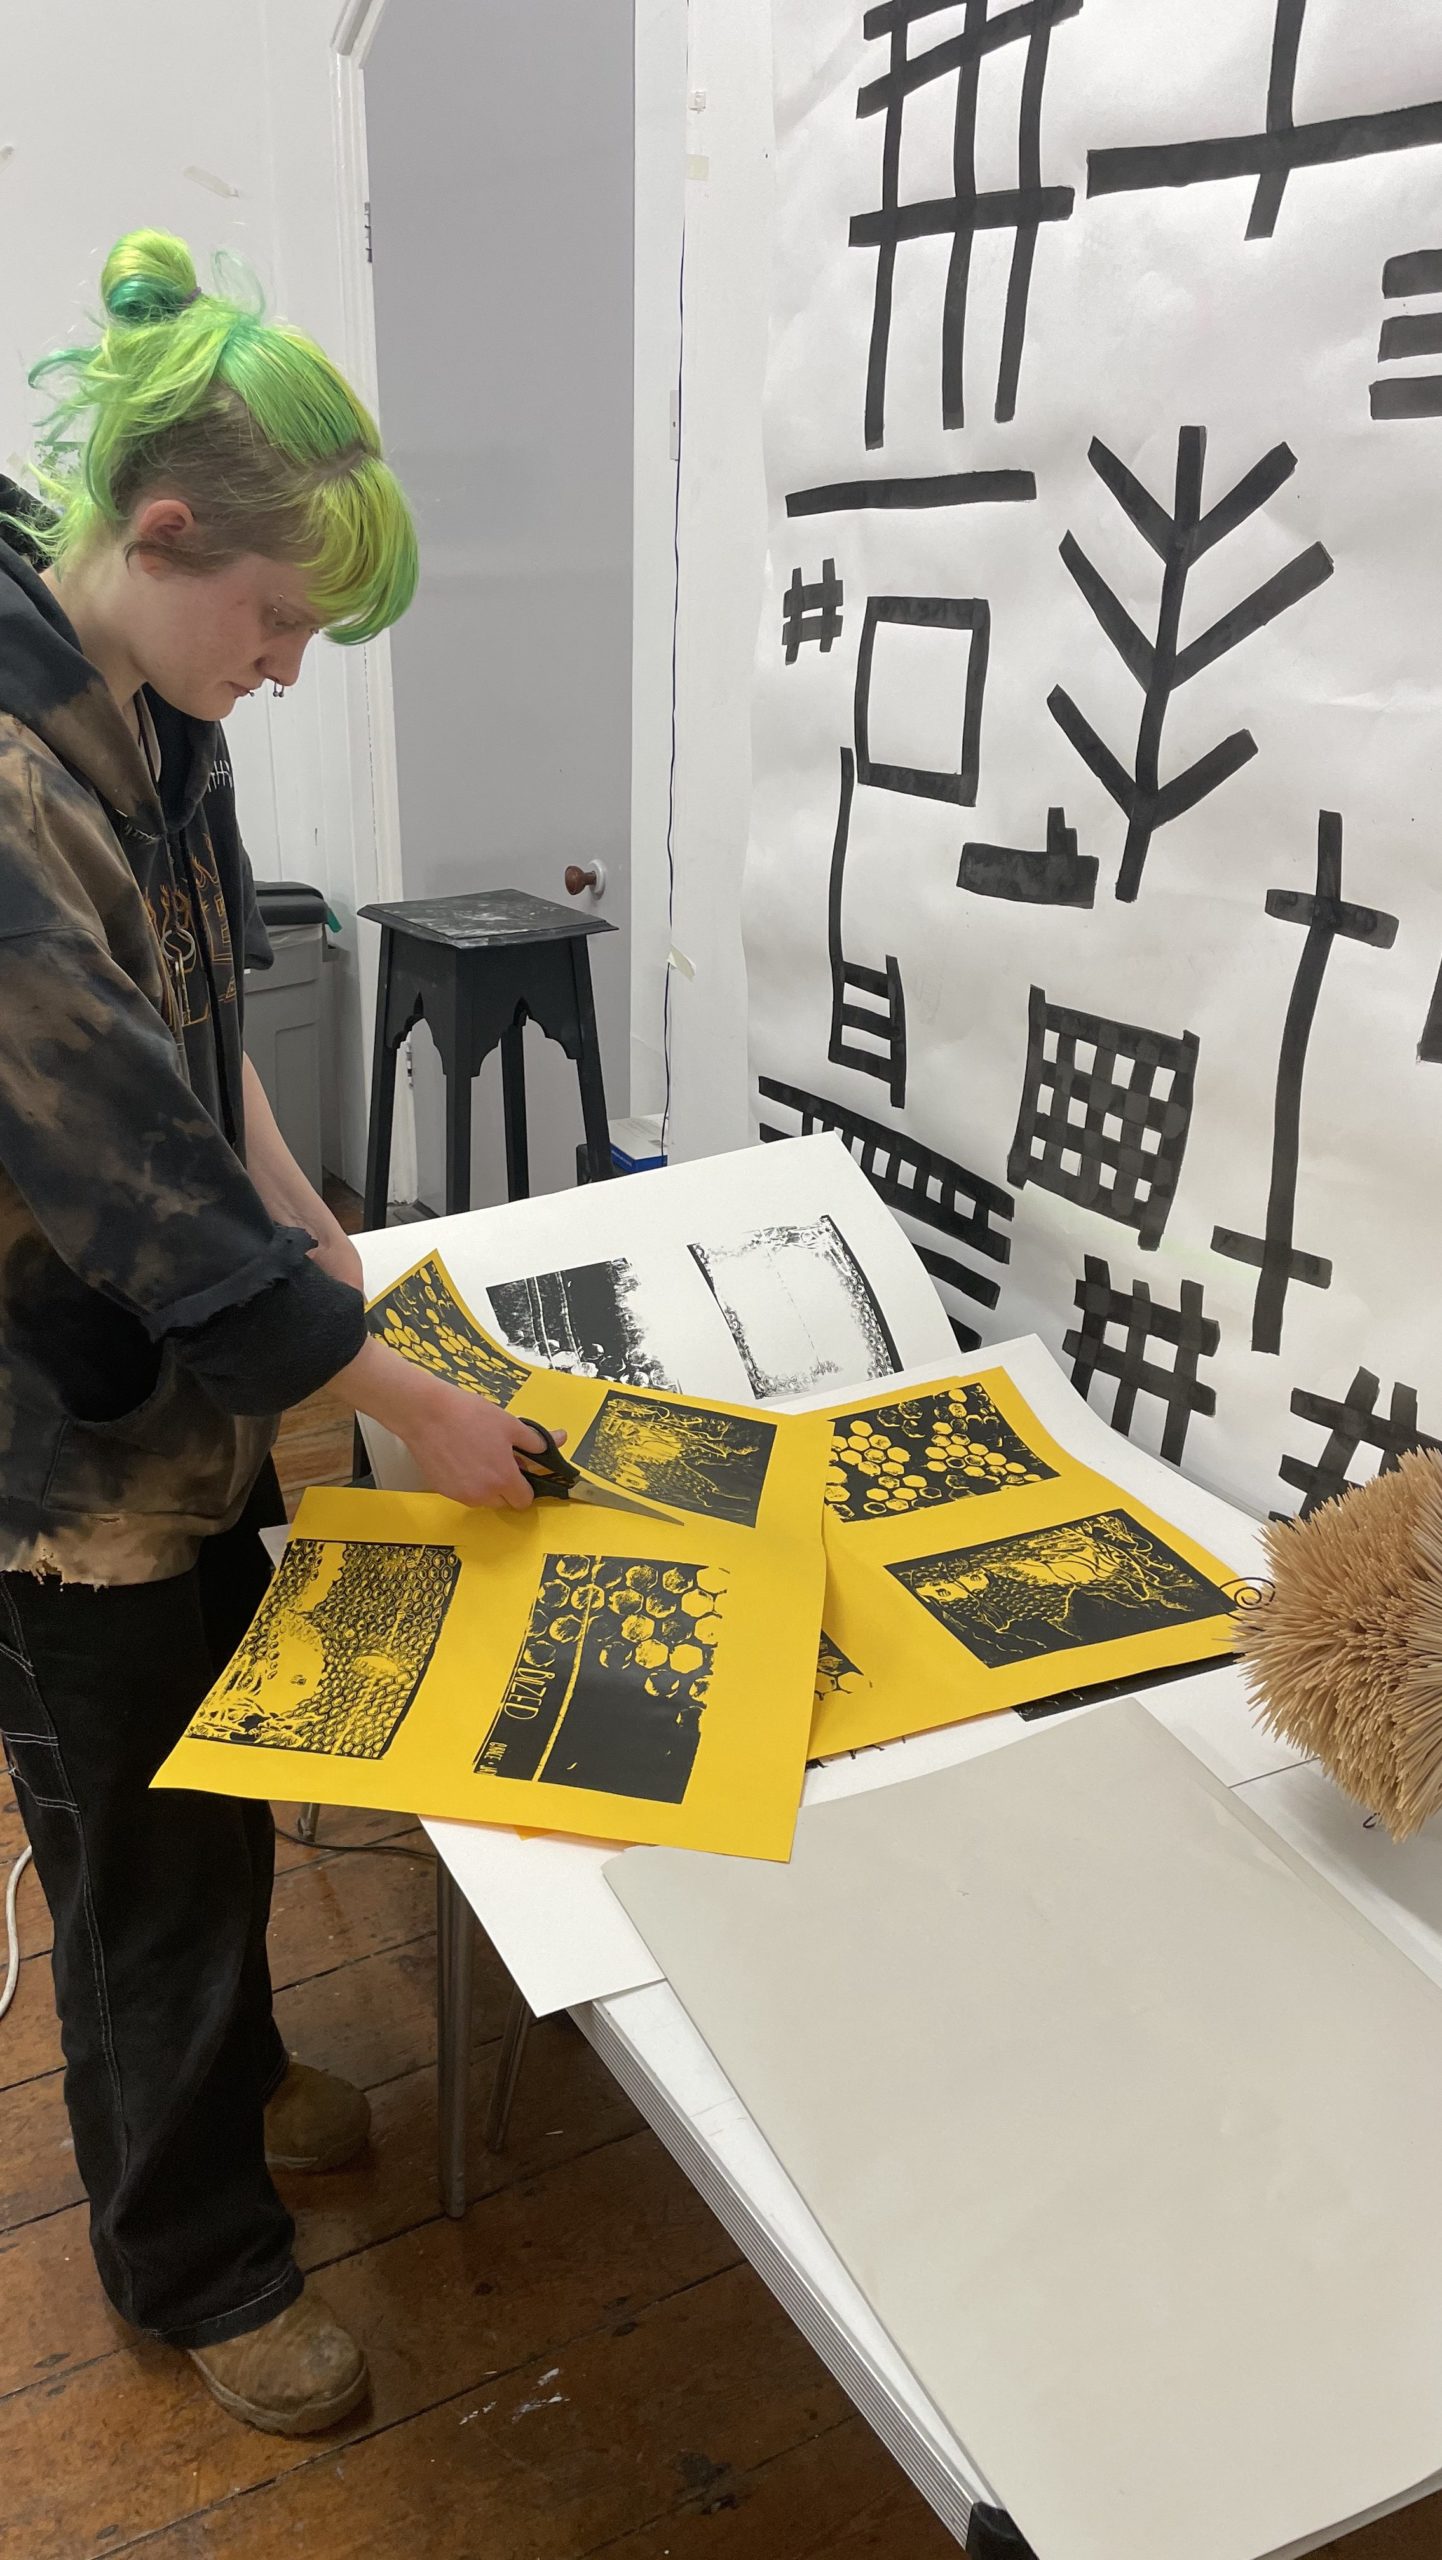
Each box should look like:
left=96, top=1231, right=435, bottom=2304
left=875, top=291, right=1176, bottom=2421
left=889, top=1508, right=1233, bottom=1670
left=813, top=1629, right=871, bottom=1721
left=477, top=1554, right=728, bottom=1804
left=825, top=1384, right=1055, bottom=1522
left=191, top=1537, right=461, bottom=1757
left=366, top=1253, right=533, bottom=1406
left=573, top=1392, right=776, bottom=1529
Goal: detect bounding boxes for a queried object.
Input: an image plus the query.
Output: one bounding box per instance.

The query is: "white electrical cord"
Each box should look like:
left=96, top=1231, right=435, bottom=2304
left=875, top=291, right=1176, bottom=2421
left=1, top=1845, right=33, bottom=2023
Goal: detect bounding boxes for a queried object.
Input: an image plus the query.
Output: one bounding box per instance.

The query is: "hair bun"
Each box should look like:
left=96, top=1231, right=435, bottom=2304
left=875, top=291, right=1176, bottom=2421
left=100, top=229, right=200, bottom=327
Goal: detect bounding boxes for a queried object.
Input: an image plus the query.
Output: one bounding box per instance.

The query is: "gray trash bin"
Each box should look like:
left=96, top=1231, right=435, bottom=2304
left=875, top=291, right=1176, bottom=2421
left=243, top=881, right=327, bottom=1191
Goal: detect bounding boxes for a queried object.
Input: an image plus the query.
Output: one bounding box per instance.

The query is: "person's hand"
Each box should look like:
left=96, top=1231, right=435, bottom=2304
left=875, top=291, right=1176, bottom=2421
left=394, top=1376, right=559, bottom=1510
left=335, top=1337, right=563, bottom=1509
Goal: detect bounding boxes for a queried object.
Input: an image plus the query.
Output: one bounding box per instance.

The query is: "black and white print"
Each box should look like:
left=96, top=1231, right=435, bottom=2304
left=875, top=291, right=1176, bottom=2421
left=486, top=1259, right=678, bottom=1390
left=689, top=1215, right=901, bottom=1397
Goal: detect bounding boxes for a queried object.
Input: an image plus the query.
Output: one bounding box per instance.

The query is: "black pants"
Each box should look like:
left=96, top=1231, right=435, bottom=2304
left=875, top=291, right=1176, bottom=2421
left=0, top=1465, right=303, bottom=2349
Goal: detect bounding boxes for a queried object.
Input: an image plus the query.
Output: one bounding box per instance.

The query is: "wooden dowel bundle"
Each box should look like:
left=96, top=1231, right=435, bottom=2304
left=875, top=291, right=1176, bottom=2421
left=1235, top=1449, right=1442, bottom=1840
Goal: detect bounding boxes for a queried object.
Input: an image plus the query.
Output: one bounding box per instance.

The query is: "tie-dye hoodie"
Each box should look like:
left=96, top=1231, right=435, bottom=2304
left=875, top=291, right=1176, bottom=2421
left=0, top=493, right=366, bottom=1582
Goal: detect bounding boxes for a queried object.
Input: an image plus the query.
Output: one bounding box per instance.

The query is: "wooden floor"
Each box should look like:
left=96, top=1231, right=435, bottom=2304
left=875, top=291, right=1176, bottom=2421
left=3, top=1227, right=1442, bottom=2555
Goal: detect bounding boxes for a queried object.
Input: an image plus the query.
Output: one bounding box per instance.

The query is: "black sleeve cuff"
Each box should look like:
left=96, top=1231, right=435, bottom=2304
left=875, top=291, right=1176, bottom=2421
left=170, top=1250, right=368, bottom=1416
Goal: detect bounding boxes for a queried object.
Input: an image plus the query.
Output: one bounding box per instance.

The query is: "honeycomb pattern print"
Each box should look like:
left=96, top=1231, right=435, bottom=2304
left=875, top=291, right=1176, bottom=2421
left=366, top=1255, right=532, bottom=1407
left=826, top=1384, right=1056, bottom=1523
left=477, top=1556, right=730, bottom=1804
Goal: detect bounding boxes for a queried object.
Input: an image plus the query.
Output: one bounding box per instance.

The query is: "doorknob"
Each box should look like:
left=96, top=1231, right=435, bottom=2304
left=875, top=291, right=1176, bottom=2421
left=564, top=862, right=607, bottom=899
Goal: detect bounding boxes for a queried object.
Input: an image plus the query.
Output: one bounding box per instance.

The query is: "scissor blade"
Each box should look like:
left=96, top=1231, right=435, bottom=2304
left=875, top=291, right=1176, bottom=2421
left=569, top=1480, right=685, bottom=1526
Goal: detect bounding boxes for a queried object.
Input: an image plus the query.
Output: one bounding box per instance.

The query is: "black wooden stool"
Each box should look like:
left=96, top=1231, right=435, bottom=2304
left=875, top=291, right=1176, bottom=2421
left=359, top=888, right=618, bottom=1223
left=354, top=886, right=618, bottom=2208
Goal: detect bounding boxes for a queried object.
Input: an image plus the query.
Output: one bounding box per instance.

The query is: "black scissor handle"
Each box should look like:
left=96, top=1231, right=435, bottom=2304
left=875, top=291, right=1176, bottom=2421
left=516, top=1417, right=579, bottom=1498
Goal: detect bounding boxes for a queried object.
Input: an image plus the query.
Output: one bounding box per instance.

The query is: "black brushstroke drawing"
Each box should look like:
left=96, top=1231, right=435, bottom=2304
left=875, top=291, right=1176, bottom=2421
left=1373, top=247, right=1442, bottom=421
left=1278, top=1368, right=1442, bottom=1519
left=1089, top=0, right=1442, bottom=240
left=1419, top=955, right=1442, bottom=1063
left=1007, top=988, right=1198, bottom=1251
left=1063, top=1255, right=1218, bottom=1465
left=573, top=1392, right=776, bottom=1530
left=856, top=596, right=990, bottom=805
left=782, top=558, right=844, bottom=661
left=853, top=0, right=1085, bottom=443
left=477, top=1554, right=726, bottom=1804
left=689, top=1214, right=900, bottom=1398
left=193, top=1539, right=460, bottom=1759
left=1049, top=428, right=1334, bottom=900
left=813, top=1631, right=871, bottom=1730
left=367, top=1254, right=531, bottom=1407
left=1212, top=813, right=1396, bottom=1354
left=486, top=1261, right=677, bottom=1390
left=958, top=804, right=1096, bottom=908
left=826, top=749, right=907, bottom=1105
left=757, top=1077, right=1013, bottom=1351
left=786, top=468, right=1036, bottom=516
left=890, top=1508, right=1232, bottom=1669
left=826, top=1383, right=1055, bottom=1524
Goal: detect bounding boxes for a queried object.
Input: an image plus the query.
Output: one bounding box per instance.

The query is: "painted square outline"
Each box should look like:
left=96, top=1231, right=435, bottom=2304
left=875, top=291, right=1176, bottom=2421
left=854, top=594, right=991, bottom=807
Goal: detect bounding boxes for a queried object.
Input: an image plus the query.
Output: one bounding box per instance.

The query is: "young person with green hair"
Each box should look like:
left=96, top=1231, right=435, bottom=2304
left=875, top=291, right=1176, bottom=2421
left=0, top=231, right=551, bottom=2436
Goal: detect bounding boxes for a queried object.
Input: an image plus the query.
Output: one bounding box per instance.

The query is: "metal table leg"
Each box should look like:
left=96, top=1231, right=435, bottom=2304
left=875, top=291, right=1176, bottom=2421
left=293, top=1803, right=320, bottom=1846
left=436, top=1860, right=475, bottom=2219
left=484, top=1987, right=534, bottom=2155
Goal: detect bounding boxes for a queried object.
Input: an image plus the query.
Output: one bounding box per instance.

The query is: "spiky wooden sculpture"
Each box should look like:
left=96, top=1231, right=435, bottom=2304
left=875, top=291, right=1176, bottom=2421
left=1235, top=1449, right=1442, bottom=1841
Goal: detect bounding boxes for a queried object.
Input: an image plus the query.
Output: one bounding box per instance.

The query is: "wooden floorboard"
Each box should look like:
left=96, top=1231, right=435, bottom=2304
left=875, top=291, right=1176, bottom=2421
left=3, top=1183, right=1439, bottom=2556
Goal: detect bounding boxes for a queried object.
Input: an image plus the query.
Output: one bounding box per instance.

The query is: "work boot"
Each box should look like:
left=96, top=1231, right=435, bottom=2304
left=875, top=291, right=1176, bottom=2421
left=264, top=2057, right=371, bottom=2172
left=190, top=2288, right=368, bottom=2436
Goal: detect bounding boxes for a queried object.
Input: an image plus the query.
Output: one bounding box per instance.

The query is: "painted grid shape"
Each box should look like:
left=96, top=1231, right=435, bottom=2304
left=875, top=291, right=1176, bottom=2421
left=1007, top=988, right=1199, bottom=1251
left=1278, top=1366, right=1442, bottom=1519
left=1064, top=1255, right=1219, bottom=1465
left=852, top=0, right=1084, bottom=443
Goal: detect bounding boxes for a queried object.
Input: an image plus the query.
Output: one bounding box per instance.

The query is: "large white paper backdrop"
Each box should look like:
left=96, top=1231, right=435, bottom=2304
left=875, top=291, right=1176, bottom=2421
left=747, top=0, right=1442, bottom=1519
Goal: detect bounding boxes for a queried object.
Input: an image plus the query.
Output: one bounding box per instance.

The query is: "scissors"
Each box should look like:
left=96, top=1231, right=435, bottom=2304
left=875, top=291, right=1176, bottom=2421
left=516, top=1419, right=679, bottom=1523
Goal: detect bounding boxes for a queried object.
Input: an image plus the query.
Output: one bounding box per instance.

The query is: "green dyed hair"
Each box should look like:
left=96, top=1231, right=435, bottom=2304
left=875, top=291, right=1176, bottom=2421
left=24, top=228, right=417, bottom=645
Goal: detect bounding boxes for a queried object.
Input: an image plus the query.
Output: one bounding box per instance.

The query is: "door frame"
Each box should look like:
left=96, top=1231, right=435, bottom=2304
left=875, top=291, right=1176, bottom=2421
left=327, top=0, right=416, bottom=1205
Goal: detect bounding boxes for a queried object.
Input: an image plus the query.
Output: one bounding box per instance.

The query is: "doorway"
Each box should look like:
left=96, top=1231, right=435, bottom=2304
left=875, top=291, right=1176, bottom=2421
left=362, top=0, right=635, bottom=1207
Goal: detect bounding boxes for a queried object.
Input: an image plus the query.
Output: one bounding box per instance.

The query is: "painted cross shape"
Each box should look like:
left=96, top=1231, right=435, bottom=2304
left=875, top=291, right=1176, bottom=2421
left=1212, top=812, right=1398, bottom=1355
left=1089, top=0, right=1442, bottom=243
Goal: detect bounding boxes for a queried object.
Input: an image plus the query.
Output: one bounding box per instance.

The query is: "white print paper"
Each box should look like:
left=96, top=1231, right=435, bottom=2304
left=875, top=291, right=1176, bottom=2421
left=1237, top=1756, right=1442, bottom=1997
left=356, top=1135, right=953, bottom=1443
left=688, top=1216, right=902, bottom=1395
left=748, top=0, right=1442, bottom=1522
left=610, top=1703, right=1442, bottom=2560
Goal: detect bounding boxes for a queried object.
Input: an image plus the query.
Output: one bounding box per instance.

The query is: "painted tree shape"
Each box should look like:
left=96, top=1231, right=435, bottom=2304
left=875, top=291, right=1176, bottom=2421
left=1048, top=428, right=1333, bottom=901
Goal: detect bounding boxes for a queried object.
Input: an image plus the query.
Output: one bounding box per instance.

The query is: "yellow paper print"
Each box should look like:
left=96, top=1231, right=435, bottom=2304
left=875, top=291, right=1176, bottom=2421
left=155, top=1476, right=826, bottom=1861
left=810, top=1366, right=1243, bottom=1756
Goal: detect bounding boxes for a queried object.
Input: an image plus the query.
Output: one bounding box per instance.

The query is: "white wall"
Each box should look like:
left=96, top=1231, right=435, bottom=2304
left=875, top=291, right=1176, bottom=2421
left=631, top=0, right=775, bottom=1164
left=0, top=0, right=399, bottom=1193
left=0, top=0, right=773, bottom=1191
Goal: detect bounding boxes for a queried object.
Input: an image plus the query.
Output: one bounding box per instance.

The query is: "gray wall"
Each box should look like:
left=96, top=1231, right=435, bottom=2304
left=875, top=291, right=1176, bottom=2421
left=366, top=0, right=634, bottom=1206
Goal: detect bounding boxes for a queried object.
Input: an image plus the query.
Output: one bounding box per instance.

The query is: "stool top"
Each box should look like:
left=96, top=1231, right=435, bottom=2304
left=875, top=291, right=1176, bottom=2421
left=359, top=888, right=616, bottom=948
